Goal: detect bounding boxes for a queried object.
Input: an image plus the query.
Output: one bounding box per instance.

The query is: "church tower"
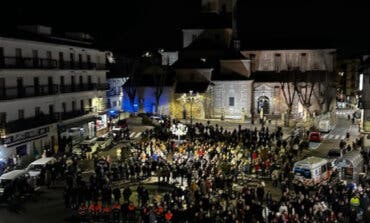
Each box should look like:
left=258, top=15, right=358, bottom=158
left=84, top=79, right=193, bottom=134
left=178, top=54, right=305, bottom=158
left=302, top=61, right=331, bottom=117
left=201, top=0, right=239, bottom=48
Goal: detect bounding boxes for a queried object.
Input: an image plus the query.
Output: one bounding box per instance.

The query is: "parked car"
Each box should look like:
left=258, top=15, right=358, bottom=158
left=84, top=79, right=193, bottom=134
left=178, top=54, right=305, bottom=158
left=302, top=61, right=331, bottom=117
left=309, top=132, right=323, bottom=142
left=150, top=115, right=164, bottom=124
left=0, top=169, right=27, bottom=200
left=72, top=138, right=99, bottom=159
left=96, top=135, right=113, bottom=150
left=116, top=119, right=128, bottom=129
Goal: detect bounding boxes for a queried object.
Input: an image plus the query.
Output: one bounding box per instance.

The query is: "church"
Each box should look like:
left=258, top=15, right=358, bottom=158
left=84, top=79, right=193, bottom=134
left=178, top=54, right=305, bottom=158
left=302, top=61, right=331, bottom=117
left=124, top=0, right=337, bottom=123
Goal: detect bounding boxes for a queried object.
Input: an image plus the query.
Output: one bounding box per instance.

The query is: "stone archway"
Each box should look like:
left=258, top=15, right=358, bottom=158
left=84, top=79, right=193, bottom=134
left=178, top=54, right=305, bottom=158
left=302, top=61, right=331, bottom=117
left=257, top=96, right=270, bottom=114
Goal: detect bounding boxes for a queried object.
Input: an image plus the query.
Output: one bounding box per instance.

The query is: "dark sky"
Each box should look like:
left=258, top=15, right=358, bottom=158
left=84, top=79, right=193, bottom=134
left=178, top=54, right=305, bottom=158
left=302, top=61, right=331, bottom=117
left=1, top=1, right=370, bottom=52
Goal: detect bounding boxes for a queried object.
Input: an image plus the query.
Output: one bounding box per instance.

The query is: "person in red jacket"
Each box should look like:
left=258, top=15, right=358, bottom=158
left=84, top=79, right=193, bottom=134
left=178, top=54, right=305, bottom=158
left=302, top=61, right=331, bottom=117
left=112, top=202, right=121, bottom=222
left=165, top=210, right=173, bottom=222
left=78, top=203, right=87, bottom=222
left=103, top=205, right=111, bottom=222
left=88, top=202, right=95, bottom=221
left=127, top=202, right=136, bottom=222
left=94, top=203, right=103, bottom=222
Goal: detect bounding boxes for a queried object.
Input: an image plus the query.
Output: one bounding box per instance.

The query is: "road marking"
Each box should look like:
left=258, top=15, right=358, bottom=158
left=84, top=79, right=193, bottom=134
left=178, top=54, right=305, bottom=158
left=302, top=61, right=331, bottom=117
left=340, top=136, right=345, bottom=140
left=129, top=132, right=135, bottom=138
left=323, top=134, right=328, bottom=139
left=134, top=132, right=142, bottom=138
left=335, top=135, right=340, bottom=139
left=328, top=135, right=334, bottom=139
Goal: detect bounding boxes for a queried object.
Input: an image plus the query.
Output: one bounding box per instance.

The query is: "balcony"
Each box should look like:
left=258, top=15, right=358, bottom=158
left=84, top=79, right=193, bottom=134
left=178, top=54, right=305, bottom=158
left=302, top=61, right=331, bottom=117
left=58, top=61, right=106, bottom=70
left=0, top=84, right=59, bottom=101
left=0, top=114, right=57, bottom=135
left=59, top=84, right=95, bottom=93
left=95, top=83, right=109, bottom=91
left=0, top=57, right=106, bottom=70
left=58, top=108, right=94, bottom=121
left=0, top=57, right=57, bottom=69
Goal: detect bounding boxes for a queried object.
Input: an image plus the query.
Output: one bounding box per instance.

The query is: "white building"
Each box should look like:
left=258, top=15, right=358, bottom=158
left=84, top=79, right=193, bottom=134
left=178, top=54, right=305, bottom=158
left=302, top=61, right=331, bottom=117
left=0, top=25, right=108, bottom=161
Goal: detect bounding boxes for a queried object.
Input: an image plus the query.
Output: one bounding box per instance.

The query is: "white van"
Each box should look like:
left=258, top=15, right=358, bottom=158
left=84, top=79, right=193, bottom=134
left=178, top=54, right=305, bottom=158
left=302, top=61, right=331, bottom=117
left=26, top=157, right=57, bottom=178
left=0, top=169, right=27, bottom=197
left=318, top=119, right=332, bottom=133
left=293, top=156, right=333, bottom=186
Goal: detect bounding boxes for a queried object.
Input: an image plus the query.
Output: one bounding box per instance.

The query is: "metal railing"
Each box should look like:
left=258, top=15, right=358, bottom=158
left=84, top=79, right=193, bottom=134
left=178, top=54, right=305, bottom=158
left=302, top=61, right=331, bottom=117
left=0, top=84, right=59, bottom=101
left=0, top=57, right=106, bottom=70
left=1, top=114, right=57, bottom=134
left=0, top=57, right=57, bottom=69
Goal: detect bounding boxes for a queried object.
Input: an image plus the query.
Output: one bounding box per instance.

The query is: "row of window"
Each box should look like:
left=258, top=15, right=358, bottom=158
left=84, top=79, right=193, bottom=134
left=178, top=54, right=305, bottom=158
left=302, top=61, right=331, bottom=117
left=0, top=99, right=93, bottom=124
left=0, top=75, right=101, bottom=88
left=0, top=47, right=101, bottom=64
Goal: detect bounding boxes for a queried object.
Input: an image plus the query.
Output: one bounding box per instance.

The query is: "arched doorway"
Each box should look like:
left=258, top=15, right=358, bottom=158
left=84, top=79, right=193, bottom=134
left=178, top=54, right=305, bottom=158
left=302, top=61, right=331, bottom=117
left=257, top=96, right=270, bottom=114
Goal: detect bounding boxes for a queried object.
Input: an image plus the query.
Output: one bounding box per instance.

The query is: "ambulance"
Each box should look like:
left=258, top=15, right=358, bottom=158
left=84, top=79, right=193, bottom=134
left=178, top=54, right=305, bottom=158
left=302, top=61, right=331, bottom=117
left=293, top=156, right=333, bottom=186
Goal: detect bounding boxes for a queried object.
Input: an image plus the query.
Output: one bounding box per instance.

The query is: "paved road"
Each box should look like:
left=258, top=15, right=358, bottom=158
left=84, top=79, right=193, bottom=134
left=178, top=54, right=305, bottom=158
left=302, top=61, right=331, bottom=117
left=0, top=185, right=71, bottom=223
left=304, top=115, right=360, bottom=158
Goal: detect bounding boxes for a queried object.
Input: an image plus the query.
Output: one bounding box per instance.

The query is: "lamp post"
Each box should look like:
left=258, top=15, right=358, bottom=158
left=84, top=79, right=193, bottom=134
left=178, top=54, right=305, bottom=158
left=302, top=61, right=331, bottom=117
left=189, top=90, right=195, bottom=125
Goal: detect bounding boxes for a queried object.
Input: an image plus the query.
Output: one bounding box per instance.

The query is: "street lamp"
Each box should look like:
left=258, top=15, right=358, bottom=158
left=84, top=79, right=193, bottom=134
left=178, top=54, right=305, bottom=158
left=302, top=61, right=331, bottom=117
left=188, top=90, right=195, bottom=125
left=177, top=90, right=203, bottom=125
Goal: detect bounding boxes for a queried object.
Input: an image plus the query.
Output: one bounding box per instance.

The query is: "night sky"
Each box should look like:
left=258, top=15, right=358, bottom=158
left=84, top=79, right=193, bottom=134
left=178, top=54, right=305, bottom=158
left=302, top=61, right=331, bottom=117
left=1, top=1, right=369, bottom=53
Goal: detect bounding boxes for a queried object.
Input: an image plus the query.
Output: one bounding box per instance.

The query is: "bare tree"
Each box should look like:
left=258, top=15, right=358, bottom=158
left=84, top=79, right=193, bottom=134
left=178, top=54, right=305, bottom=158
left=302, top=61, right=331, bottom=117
left=153, top=66, right=168, bottom=114
left=122, top=57, right=141, bottom=111
left=313, top=72, right=335, bottom=113
left=280, top=81, right=296, bottom=126
left=294, top=73, right=315, bottom=119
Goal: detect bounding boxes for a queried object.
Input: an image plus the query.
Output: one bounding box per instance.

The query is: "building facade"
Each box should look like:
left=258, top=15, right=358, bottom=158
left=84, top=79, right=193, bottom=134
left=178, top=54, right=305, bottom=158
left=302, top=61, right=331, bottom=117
left=0, top=26, right=108, bottom=161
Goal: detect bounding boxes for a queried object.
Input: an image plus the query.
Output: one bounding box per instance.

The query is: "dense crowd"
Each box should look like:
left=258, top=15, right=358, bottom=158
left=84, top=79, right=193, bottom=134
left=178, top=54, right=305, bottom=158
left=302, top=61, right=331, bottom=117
left=0, top=115, right=364, bottom=222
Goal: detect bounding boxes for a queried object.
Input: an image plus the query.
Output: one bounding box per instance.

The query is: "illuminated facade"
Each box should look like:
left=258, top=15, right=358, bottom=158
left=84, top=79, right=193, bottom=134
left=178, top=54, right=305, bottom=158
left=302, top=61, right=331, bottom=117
left=0, top=25, right=108, bottom=161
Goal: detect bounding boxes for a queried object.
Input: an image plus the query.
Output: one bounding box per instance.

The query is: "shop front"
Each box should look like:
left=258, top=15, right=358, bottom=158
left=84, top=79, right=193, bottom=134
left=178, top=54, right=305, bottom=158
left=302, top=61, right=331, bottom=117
left=96, top=113, right=108, bottom=136
left=0, top=124, right=58, bottom=163
left=58, top=116, right=98, bottom=153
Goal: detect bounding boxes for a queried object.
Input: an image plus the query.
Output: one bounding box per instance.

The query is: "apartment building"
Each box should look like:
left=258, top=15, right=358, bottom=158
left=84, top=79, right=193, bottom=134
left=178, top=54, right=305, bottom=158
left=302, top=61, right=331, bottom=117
left=0, top=25, right=108, bottom=161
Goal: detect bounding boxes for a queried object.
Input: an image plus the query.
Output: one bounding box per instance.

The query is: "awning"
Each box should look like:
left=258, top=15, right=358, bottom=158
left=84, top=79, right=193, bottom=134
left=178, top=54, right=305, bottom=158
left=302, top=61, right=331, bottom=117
left=58, top=116, right=98, bottom=131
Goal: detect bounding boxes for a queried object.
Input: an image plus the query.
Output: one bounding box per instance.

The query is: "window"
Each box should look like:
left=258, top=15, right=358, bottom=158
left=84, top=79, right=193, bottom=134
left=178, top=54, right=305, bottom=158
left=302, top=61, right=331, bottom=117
left=88, top=98, right=92, bottom=108
left=18, top=109, right=24, bottom=119
left=229, top=97, right=235, bottom=106
left=59, top=52, right=64, bottom=68
left=79, top=76, right=83, bottom=89
left=0, top=47, right=4, bottom=66
left=35, top=107, right=41, bottom=117
left=321, top=165, right=327, bottom=173
left=274, top=53, right=281, bottom=72
left=17, top=77, right=24, bottom=96
left=70, top=53, right=75, bottom=67
left=78, top=54, right=82, bottom=66
left=80, top=100, right=84, bottom=111
left=49, top=105, right=54, bottom=115
left=62, top=102, right=66, bottom=113
left=88, top=76, right=92, bottom=88
left=87, top=55, right=91, bottom=65
left=72, top=101, right=76, bottom=112
left=113, top=101, right=117, bottom=107
left=32, top=50, right=38, bottom=66
left=0, top=112, right=6, bottom=125
left=34, top=77, right=40, bottom=95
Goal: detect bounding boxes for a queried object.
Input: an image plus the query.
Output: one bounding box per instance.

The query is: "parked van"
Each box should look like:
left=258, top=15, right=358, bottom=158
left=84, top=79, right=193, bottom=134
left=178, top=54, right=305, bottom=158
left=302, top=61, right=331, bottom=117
left=318, top=119, right=332, bottom=133
left=293, top=156, right=333, bottom=186
left=26, top=157, right=57, bottom=178
left=0, top=169, right=27, bottom=199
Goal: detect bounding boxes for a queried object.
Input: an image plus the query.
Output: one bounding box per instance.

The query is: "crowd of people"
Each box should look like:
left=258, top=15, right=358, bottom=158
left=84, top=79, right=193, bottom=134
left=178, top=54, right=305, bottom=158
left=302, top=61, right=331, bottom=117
left=57, top=118, right=369, bottom=223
